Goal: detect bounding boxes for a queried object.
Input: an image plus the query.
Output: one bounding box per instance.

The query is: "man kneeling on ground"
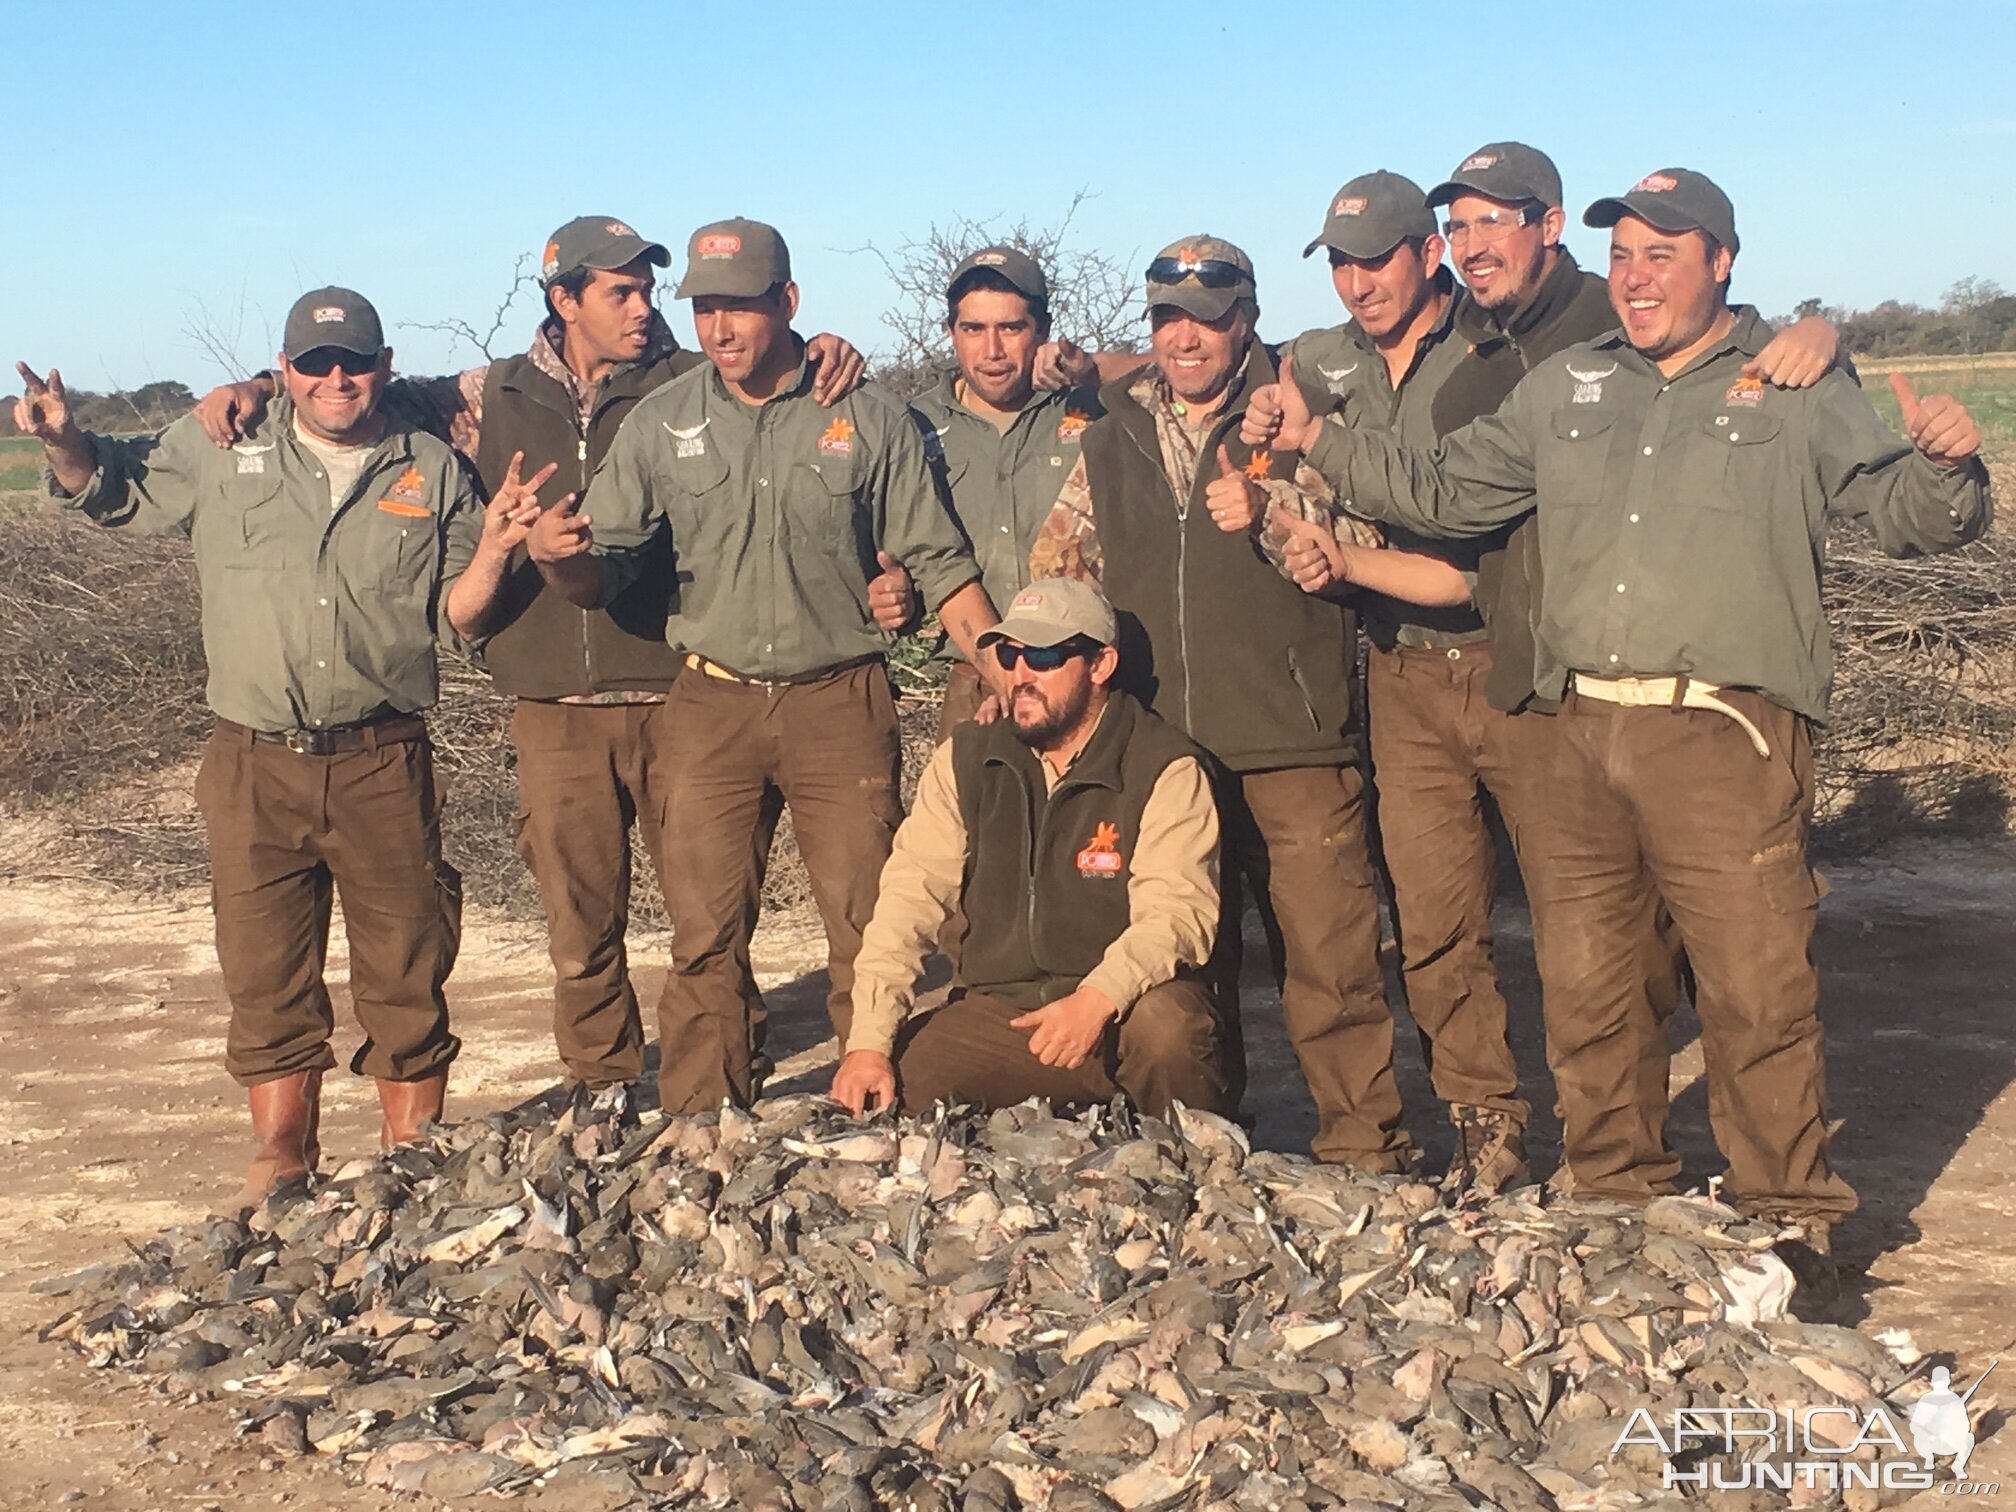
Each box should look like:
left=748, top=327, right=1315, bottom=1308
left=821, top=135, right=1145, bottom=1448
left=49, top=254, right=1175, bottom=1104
left=831, top=577, right=1241, bottom=1121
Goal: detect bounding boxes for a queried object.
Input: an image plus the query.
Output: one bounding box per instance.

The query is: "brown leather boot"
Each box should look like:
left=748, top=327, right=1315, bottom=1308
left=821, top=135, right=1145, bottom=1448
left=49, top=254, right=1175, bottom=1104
left=377, top=1072, right=447, bottom=1148
left=230, top=1069, right=322, bottom=1210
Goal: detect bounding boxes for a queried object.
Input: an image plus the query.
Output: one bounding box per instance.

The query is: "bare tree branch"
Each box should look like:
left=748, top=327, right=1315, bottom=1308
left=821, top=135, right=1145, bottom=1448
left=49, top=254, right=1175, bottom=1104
left=399, top=252, right=538, bottom=363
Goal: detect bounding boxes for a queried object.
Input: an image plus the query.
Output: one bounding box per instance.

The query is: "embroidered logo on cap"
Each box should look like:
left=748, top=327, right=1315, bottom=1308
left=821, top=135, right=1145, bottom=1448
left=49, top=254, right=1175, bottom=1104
left=817, top=417, right=855, bottom=455
left=974, top=251, right=1008, bottom=266
left=1012, top=589, right=1046, bottom=610
left=1461, top=154, right=1500, bottom=171
left=697, top=234, right=742, bottom=258
left=1333, top=196, right=1367, bottom=216
left=312, top=307, right=346, bottom=323
left=542, top=240, right=560, bottom=277
left=1635, top=173, right=1679, bottom=193
left=605, top=221, right=636, bottom=237
left=1076, top=821, right=1125, bottom=877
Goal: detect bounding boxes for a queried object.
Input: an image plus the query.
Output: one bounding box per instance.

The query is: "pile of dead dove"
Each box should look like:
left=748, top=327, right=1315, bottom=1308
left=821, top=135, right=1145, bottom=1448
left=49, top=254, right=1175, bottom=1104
left=37, top=1093, right=1957, bottom=1511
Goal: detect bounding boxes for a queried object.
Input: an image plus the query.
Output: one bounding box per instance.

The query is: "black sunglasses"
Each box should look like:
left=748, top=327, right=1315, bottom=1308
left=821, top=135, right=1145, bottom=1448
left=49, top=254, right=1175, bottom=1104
left=290, top=348, right=381, bottom=378
left=993, top=636, right=1101, bottom=672
left=1145, top=256, right=1247, bottom=289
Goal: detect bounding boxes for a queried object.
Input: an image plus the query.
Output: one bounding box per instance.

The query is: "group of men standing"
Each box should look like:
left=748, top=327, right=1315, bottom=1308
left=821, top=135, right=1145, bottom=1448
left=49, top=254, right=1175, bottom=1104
left=15, top=141, right=1992, bottom=1298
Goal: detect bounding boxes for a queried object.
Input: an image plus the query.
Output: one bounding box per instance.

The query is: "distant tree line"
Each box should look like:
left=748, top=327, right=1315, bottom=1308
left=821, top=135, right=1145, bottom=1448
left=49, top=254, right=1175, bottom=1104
left=2, top=380, right=195, bottom=437
left=1784, top=277, right=2015, bottom=360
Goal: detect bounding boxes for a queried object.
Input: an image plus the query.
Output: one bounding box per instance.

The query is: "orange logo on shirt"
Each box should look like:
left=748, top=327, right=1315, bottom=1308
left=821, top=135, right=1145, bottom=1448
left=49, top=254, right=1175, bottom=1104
left=1057, top=408, right=1092, bottom=443
left=1077, top=820, right=1124, bottom=877
left=1724, top=375, right=1765, bottom=407
left=377, top=466, right=431, bottom=515
left=818, top=417, right=856, bottom=455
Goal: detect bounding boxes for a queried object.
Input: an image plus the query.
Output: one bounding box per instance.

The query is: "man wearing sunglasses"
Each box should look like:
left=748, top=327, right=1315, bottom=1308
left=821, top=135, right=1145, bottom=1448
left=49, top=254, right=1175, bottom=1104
left=539, top=219, right=1002, bottom=1117
left=187, top=219, right=885, bottom=1113
left=1027, top=237, right=1412, bottom=1173
left=832, top=577, right=1235, bottom=1119
left=16, top=288, right=551, bottom=1207
left=909, top=246, right=1106, bottom=735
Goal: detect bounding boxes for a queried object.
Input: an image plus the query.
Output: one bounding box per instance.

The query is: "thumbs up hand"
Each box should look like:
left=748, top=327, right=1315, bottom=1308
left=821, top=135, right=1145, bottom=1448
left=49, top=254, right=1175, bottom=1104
left=1889, top=372, right=1981, bottom=471
left=1204, top=444, right=1265, bottom=533
left=868, top=548, right=918, bottom=631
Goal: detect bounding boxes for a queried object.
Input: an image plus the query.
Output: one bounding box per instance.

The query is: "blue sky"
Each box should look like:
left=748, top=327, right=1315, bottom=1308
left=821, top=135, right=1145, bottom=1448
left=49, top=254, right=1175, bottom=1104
left=11, top=0, right=2012, bottom=393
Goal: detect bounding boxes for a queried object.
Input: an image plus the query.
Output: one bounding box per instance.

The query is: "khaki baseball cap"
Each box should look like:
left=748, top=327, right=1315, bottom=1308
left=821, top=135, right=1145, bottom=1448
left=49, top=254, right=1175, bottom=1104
left=977, top=577, right=1119, bottom=651
left=1584, top=168, right=1740, bottom=255
left=1145, top=235, right=1256, bottom=322
left=948, top=244, right=1049, bottom=305
left=1426, top=142, right=1564, bottom=211
left=541, top=215, right=670, bottom=287
left=674, top=218, right=792, bottom=300
left=1304, top=171, right=1437, bottom=260
left=282, top=287, right=384, bottom=358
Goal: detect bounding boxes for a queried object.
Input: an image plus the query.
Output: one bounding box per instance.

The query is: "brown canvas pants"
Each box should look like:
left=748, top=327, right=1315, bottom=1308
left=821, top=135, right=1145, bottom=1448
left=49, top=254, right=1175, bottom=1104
left=655, top=661, right=903, bottom=1113
left=1218, top=763, right=1413, bottom=1170
left=509, top=699, right=671, bottom=1089
left=1366, top=642, right=1530, bottom=1125
left=891, top=978, right=1241, bottom=1121
left=197, top=721, right=461, bottom=1087
left=1523, top=689, right=1856, bottom=1222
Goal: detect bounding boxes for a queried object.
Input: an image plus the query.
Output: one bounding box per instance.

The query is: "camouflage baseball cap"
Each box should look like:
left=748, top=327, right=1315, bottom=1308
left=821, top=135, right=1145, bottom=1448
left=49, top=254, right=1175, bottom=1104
left=1426, top=142, right=1564, bottom=211
left=674, top=218, right=792, bottom=300
left=541, top=215, right=669, bottom=287
left=1304, top=171, right=1437, bottom=260
left=1145, top=235, right=1256, bottom=322
left=977, top=577, right=1119, bottom=651
left=1584, top=168, right=1740, bottom=255
left=282, top=287, right=384, bottom=359
left=947, top=245, right=1049, bottom=305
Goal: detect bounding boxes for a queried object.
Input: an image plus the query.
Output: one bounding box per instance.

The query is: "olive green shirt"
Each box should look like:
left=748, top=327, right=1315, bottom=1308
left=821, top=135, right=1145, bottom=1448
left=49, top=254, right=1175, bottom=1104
left=1306, top=306, right=1992, bottom=720
left=48, top=400, right=484, bottom=732
left=908, top=378, right=1100, bottom=662
left=1283, top=271, right=1489, bottom=649
left=585, top=346, right=981, bottom=680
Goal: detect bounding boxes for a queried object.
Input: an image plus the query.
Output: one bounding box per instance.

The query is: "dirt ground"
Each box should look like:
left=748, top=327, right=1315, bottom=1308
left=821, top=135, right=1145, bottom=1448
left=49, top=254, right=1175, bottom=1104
left=1, top=792, right=2012, bottom=1507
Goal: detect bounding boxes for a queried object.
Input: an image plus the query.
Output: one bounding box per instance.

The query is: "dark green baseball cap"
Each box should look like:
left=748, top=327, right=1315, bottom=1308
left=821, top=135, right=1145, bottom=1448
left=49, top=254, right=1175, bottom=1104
left=541, top=215, right=669, bottom=287
left=947, top=244, right=1049, bottom=305
left=674, top=218, right=792, bottom=300
left=1584, top=168, right=1740, bottom=255
left=1426, top=142, right=1564, bottom=211
left=1304, top=171, right=1437, bottom=260
left=282, top=286, right=384, bottom=359
left=1144, top=234, right=1256, bottom=321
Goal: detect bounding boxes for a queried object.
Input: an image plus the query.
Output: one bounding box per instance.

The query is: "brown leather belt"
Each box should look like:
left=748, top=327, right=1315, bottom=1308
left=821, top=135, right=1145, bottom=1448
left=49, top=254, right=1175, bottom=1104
left=219, top=714, right=427, bottom=756
left=682, top=651, right=882, bottom=688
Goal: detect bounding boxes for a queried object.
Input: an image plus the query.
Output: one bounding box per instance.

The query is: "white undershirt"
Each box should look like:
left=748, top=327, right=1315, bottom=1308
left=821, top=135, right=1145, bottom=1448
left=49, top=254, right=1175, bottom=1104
left=293, top=418, right=375, bottom=511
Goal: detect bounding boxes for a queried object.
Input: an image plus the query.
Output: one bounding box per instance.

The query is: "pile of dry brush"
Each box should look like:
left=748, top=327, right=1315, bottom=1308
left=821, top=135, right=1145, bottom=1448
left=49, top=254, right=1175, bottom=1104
left=2, top=454, right=2010, bottom=903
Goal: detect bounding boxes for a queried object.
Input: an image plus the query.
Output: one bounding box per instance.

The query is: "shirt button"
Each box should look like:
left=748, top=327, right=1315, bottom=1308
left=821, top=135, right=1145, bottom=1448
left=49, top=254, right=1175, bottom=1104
left=759, top=477, right=769, bottom=486
left=1616, top=583, right=1627, bottom=593
left=1641, top=445, right=1654, bottom=456
left=318, top=596, right=328, bottom=606
left=316, top=659, right=327, bottom=668
left=1628, top=513, right=1640, bottom=524
left=1609, top=654, right=1621, bottom=664
left=1729, top=433, right=1740, bottom=442
left=999, top=524, right=1010, bottom=534
left=1568, top=429, right=1579, bottom=439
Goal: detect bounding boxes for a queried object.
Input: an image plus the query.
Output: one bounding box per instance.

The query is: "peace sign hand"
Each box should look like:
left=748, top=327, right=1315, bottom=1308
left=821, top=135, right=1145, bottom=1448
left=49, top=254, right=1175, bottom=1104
left=13, top=362, right=76, bottom=445
left=1890, top=373, right=1982, bottom=471
left=478, top=451, right=558, bottom=557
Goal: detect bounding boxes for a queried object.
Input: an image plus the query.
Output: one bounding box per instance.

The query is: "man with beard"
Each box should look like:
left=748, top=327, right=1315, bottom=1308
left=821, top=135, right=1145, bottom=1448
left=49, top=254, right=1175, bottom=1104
left=1262, top=167, right=1991, bottom=1297
left=16, top=288, right=550, bottom=1205
left=831, top=577, right=1236, bottom=1120
left=188, top=219, right=888, bottom=1109
left=910, top=246, right=1104, bottom=733
left=537, top=219, right=1003, bottom=1115
left=1026, top=237, right=1408, bottom=1171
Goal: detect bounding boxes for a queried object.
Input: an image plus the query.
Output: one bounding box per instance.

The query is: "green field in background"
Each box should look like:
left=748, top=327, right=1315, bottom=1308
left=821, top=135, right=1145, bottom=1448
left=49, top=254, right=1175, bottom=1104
left=1860, top=363, right=2016, bottom=444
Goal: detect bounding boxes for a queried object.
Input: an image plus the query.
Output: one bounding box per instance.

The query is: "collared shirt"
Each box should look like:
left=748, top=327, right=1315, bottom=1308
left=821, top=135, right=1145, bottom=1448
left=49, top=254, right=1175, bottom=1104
left=909, top=378, right=1100, bottom=660
left=1278, top=271, right=1492, bottom=649
left=585, top=344, right=980, bottom=680
left=392, top=312, right=687, bottom=461
left=846, top=708, right=1220, bottom=1056
left=1306, top=306, right=1993, bottom=720
left=49, top=400, right=483, bottom=731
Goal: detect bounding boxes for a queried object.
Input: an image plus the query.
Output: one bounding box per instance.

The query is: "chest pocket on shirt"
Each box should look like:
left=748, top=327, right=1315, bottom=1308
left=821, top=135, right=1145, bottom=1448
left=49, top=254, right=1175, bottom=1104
left=1685, top=414, right=1784, bottom=516
left=373, top=508, right=438, bottom=589
left=799, top=457, right=869, bottom=560
left=1544, top=410, right=1618, bottom=508
left=226, top=480, right=295, bottom=571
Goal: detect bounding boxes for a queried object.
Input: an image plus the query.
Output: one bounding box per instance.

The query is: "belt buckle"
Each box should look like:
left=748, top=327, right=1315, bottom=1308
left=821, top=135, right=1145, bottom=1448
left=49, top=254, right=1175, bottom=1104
left=283, top=729, right=329, bottom=756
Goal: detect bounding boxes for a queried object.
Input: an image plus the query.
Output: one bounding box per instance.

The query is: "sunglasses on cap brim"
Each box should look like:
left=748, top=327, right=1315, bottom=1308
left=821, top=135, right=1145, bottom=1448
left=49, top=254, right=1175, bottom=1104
left=993, top=636, right=1103, bottom=672
left=1144, top=257, right=1248, bottom=289
left=289, top=347, right=382, bottom=378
